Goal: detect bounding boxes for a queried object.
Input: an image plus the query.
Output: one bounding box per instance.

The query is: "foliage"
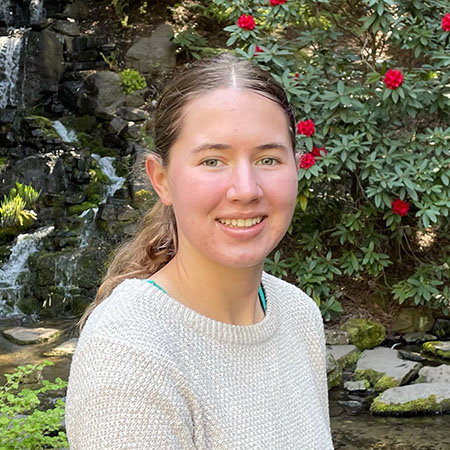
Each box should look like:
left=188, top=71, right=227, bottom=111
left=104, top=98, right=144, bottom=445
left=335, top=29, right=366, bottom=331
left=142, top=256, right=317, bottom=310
left=119, top=68, right=147, bottom=94
left=100, top=49, right=120, bottom=71
left=0, top=182, right=40, bottom=228
left=0, top=361, right=68, bottom=449
left=200, top=0, right=450, bottom=318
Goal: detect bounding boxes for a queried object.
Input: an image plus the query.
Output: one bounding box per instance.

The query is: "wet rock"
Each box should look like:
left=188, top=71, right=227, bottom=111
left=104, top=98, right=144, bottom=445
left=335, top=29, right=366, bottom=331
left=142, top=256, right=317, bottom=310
left=43, top=337, right=78, bottom=356
left=117, top=205, right=139, bottom=221
left=392, top=307, right=434, bottom=334
left=432, top=319, right=450, bottom=339
left=327, top=344, right=360, bottom=369
left=422, top=341, right=450, bottom=360
left=89, top=71, right=126, bottom=118
left=116, top=106, right=147, bottom=122
left=326, top=352, right=342, bottom=390
left=354, top=347, right=422, bottom=391
left=63, top=0, right=89, bottom=20
left=124, top=25, right=176, bottom=75
left=370, top=383, right=450, bottom=416
left=397, top=349, right=427, bottom=363
left=52, top=18, right=80, bottom=36
left=124, top=122, right=141, bottom=140
left=325, top=329, right=349, bottom=345
left=126, top=88, right=150, bottom=107
left=109, top=116, right=128, bottom=135
left=344, top=380, right=370, bottom=392
left=2, top=327, right=61, bottom=345
left=340, top=318, right=386, bottom=350
left=403, top=331, right=437, bottom=344
left=416, top=365, right=450, bottom=384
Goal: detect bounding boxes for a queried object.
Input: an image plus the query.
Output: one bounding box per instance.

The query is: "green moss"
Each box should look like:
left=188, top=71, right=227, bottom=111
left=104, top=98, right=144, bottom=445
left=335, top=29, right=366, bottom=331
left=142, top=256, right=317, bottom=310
left=354, top=369, right=399, bottom=392
left=338, top=349, right=361, bottom=370
left=374, top=375, right=399, bottom=391
left=422, top=341, right=450, bottom=360
left=0, top=156, right=8, bottom=172
left=69, top=202, right=96, bottom=216
left=327, top=366, right=343, bottom=390
left=340, top=318, right=386, bottom=350
left=370, top=394, right=450, bottom=416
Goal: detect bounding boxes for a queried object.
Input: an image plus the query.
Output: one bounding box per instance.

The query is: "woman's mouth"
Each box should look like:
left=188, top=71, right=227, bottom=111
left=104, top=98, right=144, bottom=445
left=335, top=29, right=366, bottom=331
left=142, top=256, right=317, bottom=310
left=217, top=216, right=264, bottom=228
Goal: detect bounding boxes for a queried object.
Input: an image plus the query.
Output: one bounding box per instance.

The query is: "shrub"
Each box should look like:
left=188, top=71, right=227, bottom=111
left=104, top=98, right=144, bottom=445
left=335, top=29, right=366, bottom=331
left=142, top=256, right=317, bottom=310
left=0, top=361, right=68, bottom=449
left=119, top=68, right=147, bottom=94
left=204, top=0, right=450, bottom=318
left=0, top=182, right=40, bottom=228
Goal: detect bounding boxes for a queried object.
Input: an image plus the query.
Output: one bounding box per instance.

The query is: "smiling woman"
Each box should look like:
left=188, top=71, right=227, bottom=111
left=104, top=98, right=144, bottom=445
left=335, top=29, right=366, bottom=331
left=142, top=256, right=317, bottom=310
left=65, top=53, right=334, bottom=450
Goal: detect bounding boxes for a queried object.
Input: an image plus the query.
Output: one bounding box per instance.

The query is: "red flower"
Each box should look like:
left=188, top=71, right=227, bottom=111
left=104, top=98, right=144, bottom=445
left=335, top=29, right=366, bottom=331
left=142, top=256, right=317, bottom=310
left=384, top=69, right=404, bottom=90
left=237, top=14, right=255, bottom=30
left=392, top=199, right=409, bottom=216
left=311, top=145, right=327, bottom=157
left=270, top=0, right=287, bottom=5
left=254, top=46, right=263, bottom=55
left=442, top=13, right=450, bottom=32
left=299, top=153, right=316, bottom=169
left=297, top=119, right=315, bottom=137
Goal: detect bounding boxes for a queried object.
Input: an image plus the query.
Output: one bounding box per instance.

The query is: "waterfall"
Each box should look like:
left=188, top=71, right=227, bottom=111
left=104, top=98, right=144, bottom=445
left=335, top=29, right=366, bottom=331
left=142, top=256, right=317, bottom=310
left=0, top=225, right=54, bottom=317
left=0, top=29, right=26, bottom=109
left=0, top=0, right=13, bottom=27
left=29, top=0, right=45, bottom=25
left=52, top=120, right=79, bottom=143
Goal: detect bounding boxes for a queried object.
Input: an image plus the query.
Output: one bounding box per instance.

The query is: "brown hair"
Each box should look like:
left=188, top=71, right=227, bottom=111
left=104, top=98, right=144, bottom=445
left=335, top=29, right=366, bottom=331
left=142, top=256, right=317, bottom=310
left=78, top=52, right=296, bottom=329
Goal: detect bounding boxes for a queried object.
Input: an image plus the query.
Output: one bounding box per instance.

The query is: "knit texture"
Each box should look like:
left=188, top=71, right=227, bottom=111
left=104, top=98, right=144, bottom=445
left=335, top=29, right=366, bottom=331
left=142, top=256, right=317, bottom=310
left=66, top=272, right=333, bottom=449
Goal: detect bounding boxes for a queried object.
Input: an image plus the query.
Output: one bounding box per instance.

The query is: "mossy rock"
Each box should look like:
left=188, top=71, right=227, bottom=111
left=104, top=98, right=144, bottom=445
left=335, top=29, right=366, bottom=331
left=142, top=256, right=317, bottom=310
left=326, top=353, right=343, bottom=390
left=132, top=188, right=156, bottom=211
left=340, top=318, right=386, bottom=350
left=422, top=341, right=450, bottom=360
left=69, top=201, right=97, bottom=216
left=354, top=368, right=399, bottom=392
left=17, top=296, right=41, bottom=315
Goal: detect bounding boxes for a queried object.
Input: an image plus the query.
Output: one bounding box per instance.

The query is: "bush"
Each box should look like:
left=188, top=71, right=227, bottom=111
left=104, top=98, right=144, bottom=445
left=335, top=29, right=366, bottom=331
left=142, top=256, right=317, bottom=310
left=200, top=0, right=450, bottom=318
left=0, top=361, right=68, bottom=449
left=0, top=182, right=40, bottom=228
left=119, top=68, right=147, bottom=94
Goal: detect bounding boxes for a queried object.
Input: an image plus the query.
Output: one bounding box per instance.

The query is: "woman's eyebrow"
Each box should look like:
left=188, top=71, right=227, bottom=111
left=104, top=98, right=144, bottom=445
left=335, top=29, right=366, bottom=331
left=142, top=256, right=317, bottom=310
left=191, top=142, right=289, bottom=153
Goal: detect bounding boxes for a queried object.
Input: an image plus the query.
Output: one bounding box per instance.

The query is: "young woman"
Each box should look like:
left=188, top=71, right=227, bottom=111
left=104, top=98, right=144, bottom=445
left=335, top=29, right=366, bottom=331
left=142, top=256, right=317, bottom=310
left=66, top=53, right=333, bottom=449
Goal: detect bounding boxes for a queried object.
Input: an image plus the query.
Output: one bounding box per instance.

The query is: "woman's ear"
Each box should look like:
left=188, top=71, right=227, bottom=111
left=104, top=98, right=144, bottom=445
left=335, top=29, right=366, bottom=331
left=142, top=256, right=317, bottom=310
left=145, top=155, right=172, bottom=206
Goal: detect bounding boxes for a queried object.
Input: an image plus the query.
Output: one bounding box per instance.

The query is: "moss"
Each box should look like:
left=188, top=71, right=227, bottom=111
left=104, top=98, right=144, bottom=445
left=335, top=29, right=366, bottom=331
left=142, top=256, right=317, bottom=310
left=354, top=368, right=399, bottom=392
left=0, top=156, right=8, bottom=172
left=374, top=375, right=399, bottom=391
left=327, top=366, right=343, bottom=390
left=24, top=115, right=59, bottom=138
left=370, top=394, right=450, bottom=416
left=132, top=189, right=156, bottom=210
left=422, top=341, right=450, bottom=360
left=69, top=202, right=97, bottom=216
left=340, top=318, right=386, bottom=350
left=338, top=349, right=361, bottom=370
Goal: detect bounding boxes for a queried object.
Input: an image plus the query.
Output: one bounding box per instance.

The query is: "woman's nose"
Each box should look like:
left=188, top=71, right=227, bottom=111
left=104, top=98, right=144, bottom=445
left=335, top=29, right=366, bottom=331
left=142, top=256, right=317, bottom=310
left=226, top=161, right=263, bottom=203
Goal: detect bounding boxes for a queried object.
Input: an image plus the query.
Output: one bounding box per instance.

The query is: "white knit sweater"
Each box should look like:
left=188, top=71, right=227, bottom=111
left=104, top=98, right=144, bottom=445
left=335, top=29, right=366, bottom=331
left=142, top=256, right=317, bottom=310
left=66, top=272, right=333, bottom=449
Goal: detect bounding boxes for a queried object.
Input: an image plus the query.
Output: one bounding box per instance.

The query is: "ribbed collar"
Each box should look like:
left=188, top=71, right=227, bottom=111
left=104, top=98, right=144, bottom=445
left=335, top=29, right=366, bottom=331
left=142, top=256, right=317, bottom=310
left=123, top=272, right=281, bottom=346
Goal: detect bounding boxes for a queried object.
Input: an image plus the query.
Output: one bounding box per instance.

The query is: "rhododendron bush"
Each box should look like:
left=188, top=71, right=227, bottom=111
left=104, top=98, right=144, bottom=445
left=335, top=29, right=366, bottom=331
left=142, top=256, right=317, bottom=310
left=193, top=0, right=450, bottom=319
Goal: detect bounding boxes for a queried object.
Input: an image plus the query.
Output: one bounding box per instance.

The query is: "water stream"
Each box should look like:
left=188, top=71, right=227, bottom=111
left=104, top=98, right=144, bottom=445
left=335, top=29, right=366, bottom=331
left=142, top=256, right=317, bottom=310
left=29, top=0, right=45, bottom=24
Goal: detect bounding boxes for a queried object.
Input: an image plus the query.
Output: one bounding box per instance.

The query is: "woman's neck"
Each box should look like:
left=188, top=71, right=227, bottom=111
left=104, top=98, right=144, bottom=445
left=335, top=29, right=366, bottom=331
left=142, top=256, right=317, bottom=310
left=151, top=252, right=265, bottom=325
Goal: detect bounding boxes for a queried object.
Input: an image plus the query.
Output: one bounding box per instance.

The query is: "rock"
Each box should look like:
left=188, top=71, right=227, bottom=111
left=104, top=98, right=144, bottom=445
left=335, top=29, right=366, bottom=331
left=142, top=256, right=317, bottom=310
left=325, top=329, right=349, bottom=345
left=124, top=123, right=141, bottom=140
left=63, top=0, right=89, bottom=20
left=397, top=349, right=427, bottom=363
left=52, top=19, right=81, bottom=36
left=432, top=319, right=450, bottom=339
left=116, top=106, right=147, bottom=121
left=326, top=352, right=342, bottom=390
left=344, top=380, right=370, bottom=392
left=422, top=341, right=450, bottom=360
left=392, top=307, right=434, bottom=334
left=370, top=383, right=450, bottom=416
left=354, top=347, right=422, bottom=391
left=99, top=203, right=117, bottom=221
left=403, top=331, right=437, bottom=344
left=43, top=338, right=78, bottom=357
left=416, top=365, right=450, bottom=384
left=126, top=88, right=150, bottom=107
left=124, top=25, right=176, bottom=75
left=340, top=318, right=386, bottom=350
left=327, top=344, right=360, bottom=369
left=109, top=117, right=128, bottom=135
left=2, top=327, right=61, bottom=345
left=117, top=205, right=140, bottom=221
left=89, top=71, right=126, bottom=118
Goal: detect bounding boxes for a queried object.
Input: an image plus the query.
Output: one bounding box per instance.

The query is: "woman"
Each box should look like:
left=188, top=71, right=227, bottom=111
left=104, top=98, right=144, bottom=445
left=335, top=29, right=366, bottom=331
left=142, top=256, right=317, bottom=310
left=66, top=53, right=333, bottom=449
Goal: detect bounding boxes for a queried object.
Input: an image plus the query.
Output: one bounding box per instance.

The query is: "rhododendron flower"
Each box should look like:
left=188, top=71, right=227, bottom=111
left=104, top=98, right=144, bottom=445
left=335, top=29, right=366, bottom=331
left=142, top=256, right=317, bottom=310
left=254, top=46, right=263, bottom=55
left=297, top=120, right=315, bottom=136
left=442, top=13, right=450, bottom=32
left=237, top=14, right=255, bottom=30
left=270, top=0, right=287, bottom=5
left=299, top=153, right=316, bottom=169
left=384, top=69, right=404, bottom=90
left=392, top=199, right=409, bottom=216
left=311, top=146, right=326, bottom=157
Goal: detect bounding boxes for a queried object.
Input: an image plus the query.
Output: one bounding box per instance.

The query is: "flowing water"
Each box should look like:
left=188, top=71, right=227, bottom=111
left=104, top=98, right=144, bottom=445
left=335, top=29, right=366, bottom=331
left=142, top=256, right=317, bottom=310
left=29, top=0, right=45, bottom=24
left=52, top=120, right=79, bottom=143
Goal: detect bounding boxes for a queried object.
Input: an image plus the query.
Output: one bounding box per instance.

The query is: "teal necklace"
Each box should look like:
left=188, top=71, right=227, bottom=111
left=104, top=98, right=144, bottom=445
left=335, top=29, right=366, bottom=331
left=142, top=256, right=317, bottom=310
left=147, top=279, right=267, bottom=313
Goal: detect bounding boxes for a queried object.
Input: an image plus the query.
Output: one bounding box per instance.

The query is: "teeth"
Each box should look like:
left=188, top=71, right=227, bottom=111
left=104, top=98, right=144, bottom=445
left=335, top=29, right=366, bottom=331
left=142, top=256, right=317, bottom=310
left=218, top=217, right=263, bottom=228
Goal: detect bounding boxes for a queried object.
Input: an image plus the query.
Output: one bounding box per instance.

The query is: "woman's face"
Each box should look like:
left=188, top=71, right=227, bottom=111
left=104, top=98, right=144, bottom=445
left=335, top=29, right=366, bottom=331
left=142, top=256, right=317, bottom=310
left=150, top=87, right=298, bottom=270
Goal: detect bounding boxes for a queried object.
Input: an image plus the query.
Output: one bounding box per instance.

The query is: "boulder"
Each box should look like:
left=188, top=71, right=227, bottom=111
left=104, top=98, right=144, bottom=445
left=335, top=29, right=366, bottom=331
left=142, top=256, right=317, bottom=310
left=370, top=383, right=450, bottom=416
left=52, top=19, right=80, bottom=36
left=416, top=365, right=450, bottom=384
left=88, top=71, right=126, bottom=118
left=326, top=352, right=342, bottom=390
left=403, top=331, right=437, bottom=344
left=354, top=347, right=422, bottom=391
left=124, top=25, right=176, bottom=75
left=2, top=327, right=61, bottom=345
left=392, top=307, right=434, bottom=334
left=325, top=329, right=349, bottom=345
left=340, top=318, right=386, bottom=350
left=116, top=106, right=147, bottom=122
left=327, top=344, right=360, bottom=369
left=422, top=341, right=450, bottom=360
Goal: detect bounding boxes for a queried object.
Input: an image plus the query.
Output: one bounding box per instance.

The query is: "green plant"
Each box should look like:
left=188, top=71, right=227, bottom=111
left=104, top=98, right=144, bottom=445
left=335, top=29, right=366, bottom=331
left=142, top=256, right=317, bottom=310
left=208, top=0, right=450, bottom=318
left=100, top=49, right=120, bottom=71
left=0, top=182, right=40, bottom=228
left=0, top=361, right=68, bottom=449
left=119, top=68, right=147, bottom=94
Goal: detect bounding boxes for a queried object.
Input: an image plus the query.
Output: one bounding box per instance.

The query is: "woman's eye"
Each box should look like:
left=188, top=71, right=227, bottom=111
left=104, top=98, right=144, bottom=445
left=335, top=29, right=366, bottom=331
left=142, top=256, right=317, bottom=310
left=258, top=157, right=277, bottom=166
left=202, top=159, right=220, bottom=167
